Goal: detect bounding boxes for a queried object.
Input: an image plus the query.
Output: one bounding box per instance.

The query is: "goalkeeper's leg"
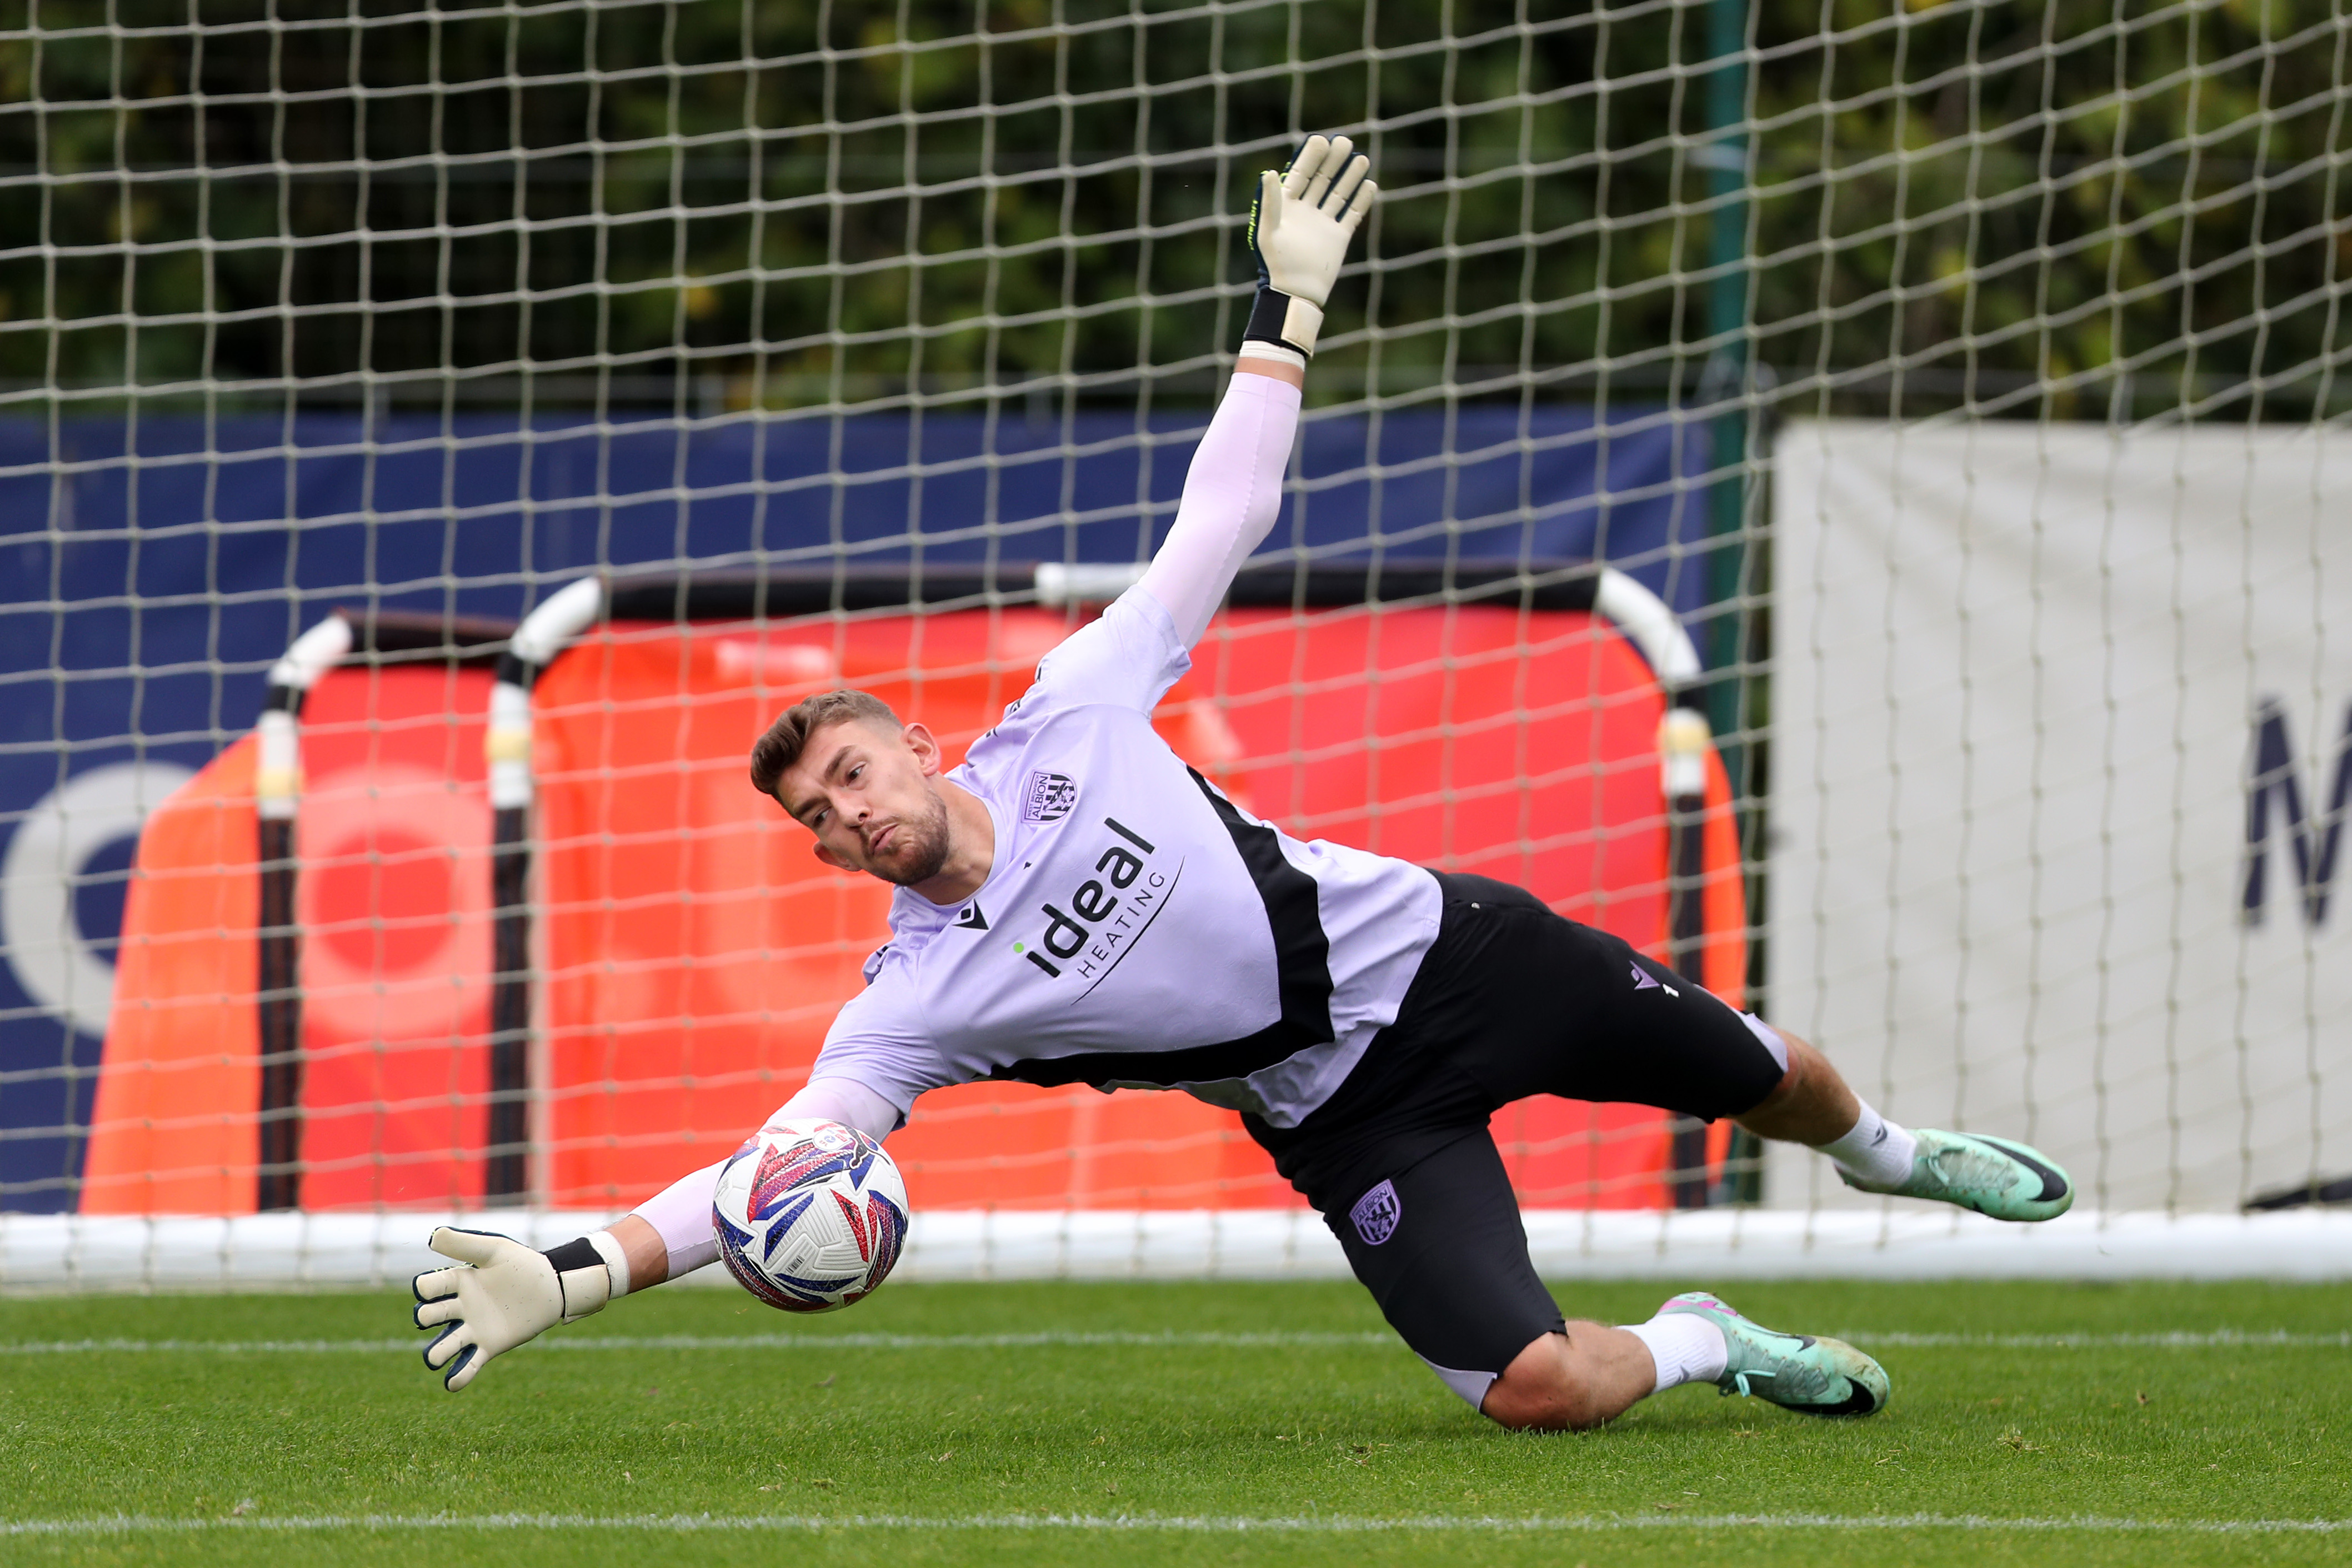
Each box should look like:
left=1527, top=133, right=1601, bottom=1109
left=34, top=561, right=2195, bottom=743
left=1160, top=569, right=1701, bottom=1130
left=1735, top=1029, right=2074, bottom=1224
left=1272, top=1126, right=1886, bottom=1429
left=1427, top=873, right=2075, bottom=1225
left=1242, top=871, right=2070, bottom=1426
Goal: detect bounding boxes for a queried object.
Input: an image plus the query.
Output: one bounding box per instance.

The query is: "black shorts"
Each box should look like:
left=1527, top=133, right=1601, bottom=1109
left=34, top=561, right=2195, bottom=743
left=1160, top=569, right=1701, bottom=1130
left=1243, top=872, right=1789, bottom=1406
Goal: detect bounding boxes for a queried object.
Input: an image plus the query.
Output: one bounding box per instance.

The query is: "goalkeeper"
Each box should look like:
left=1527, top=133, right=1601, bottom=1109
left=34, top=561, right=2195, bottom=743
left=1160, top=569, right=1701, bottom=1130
left=416, top=136, right=2074, bottom=1430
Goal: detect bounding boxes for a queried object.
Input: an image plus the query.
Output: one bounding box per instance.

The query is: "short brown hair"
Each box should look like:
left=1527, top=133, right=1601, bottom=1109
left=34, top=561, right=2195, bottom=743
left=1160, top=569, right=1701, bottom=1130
left=749, top=688, right=903, bottom=800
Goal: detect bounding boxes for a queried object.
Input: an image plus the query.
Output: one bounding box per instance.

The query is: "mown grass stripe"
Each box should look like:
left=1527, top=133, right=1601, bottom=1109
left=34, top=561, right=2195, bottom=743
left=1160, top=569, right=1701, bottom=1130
left=2, top=1512, right=2347, bottom=1536
left=2, top=1327, right=2344, bottom=1355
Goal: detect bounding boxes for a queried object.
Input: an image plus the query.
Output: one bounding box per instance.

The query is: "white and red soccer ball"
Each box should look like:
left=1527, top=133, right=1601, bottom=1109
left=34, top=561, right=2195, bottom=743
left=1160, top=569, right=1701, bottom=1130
left=712, top=1119, right=909, bottom=1312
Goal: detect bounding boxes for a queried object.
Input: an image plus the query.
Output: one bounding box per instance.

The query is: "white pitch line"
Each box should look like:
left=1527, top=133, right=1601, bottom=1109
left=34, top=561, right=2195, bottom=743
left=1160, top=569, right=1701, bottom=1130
left=2, top=1327, right=2344, bottom=1355
left=1836, top=1330, right=2352, bottom=1349
left=0, top=1330, right=1395, bottom=1355
left=0, top=1338, right=422, bottom=1356
left=2, top=1512, right=2347, bottom=1537
left=554, top=1330, right=1399, bottom=1352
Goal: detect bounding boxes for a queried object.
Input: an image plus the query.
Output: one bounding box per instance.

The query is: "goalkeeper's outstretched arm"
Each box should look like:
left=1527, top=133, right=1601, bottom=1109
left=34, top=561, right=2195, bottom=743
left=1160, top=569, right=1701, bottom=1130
left=1138, top=134, right=1374, bottom=648
left=411, top=1076, right=895, bottom=1391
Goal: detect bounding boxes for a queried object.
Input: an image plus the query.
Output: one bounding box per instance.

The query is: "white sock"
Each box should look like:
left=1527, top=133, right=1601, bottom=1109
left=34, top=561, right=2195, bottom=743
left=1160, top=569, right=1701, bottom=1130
left=1622, top=1312, right=1729, bottom=1395
left=1812, top=1100, right=1918, bottom=1188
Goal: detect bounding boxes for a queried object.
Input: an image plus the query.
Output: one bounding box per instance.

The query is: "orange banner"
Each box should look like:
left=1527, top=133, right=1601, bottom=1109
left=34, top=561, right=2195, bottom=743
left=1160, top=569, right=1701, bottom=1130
left=90, top=603, right=1740, bottom=1215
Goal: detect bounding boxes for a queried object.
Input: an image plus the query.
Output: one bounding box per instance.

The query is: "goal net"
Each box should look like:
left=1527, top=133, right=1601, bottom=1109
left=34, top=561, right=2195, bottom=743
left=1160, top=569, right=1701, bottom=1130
left=3, top=1, right=2346, bottom=1285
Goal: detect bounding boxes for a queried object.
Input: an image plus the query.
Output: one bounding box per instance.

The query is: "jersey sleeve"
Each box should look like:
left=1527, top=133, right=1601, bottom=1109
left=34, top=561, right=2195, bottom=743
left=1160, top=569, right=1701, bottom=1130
left=1135, top=371, right=1300, bottom=646
left=770, top=1076, right=904, bottom=1141
left=627, top=1159, right=725, bottom=1280
left=809, top=960, right=960, bottom=1125
left=1024, top=583, right=1193, bottom=716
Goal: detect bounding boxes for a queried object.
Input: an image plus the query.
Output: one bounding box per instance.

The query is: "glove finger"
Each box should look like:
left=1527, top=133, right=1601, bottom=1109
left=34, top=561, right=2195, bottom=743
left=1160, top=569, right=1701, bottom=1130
left=442, top=1342, right=484, bottom=1392
left=1323, top=153, right=1371, bottom=216
left=1300, top=136, right=1349, bottom=211
left=428, top=1226, right=508, bottom=1267
left=1282, top=134, right=1330, bottom=200
left=422, top=1319, right=474, bottom=1371
left=1254, top=169, right=1283, bottom=239
left=414, top=1293, right=464, bottom=1330
left=413, top=1265, right=462, bottom=1304
left=1339, top=179, right=1379, bottom=237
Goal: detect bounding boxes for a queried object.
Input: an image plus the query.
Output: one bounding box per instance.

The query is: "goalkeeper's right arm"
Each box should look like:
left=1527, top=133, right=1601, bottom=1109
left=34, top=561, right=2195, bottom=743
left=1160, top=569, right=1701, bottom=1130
left=412, top=1076, right=900, bottom=1391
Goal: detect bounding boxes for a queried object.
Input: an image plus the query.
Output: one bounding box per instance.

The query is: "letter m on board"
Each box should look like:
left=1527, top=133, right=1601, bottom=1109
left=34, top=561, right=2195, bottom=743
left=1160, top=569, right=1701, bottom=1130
left=2241, top=696, right=2352, bottom=928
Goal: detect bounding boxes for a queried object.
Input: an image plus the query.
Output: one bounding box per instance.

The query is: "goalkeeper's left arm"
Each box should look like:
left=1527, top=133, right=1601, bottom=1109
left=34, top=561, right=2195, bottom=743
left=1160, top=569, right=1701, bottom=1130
left=412, top=1076, right=897, bottom=1391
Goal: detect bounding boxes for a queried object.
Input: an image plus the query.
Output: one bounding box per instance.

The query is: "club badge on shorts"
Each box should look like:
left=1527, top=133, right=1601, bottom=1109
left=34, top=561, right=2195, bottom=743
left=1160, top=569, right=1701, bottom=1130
left=1023, top=771, right=1077, bottom=822
left=1350, top=1179, right=1401, bottom=1246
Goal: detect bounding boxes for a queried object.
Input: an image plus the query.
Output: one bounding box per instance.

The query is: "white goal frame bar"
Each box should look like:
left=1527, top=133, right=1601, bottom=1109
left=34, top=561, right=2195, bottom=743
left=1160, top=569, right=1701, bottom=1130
left=8, top=1209, right=2352, bottom=1293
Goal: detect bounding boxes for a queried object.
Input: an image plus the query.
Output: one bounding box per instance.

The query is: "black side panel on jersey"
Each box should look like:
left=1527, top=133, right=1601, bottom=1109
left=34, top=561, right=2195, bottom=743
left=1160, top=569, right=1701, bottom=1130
left=1185, top=766, right=1334, bottom=1047
left=986, top=768, right=1337, bottom=1092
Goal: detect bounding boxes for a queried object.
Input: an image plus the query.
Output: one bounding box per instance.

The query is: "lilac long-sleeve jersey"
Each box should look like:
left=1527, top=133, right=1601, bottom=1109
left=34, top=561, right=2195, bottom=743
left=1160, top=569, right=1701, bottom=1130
left=809, top=579, right=1442, bottom=1126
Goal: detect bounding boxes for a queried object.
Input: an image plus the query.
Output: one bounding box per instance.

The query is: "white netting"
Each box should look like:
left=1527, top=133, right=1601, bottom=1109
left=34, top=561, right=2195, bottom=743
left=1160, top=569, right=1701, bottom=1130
left=2, top=0, right=2347, bottom=1279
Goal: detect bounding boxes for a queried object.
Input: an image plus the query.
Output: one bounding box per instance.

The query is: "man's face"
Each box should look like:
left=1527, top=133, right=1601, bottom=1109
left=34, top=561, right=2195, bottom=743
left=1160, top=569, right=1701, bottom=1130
left=772, top=717, right=954, bottom=887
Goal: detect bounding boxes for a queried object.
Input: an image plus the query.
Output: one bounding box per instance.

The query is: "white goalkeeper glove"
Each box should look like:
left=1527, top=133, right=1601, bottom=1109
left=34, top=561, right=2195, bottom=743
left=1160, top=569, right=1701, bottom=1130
left=412, top=1226, right=625, bottom=1391
left=1242, top=133, right=1378, bottom=367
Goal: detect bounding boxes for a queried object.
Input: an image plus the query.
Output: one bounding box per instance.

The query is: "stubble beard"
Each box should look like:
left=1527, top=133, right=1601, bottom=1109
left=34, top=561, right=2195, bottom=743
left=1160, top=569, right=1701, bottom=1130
left=868, top=782, right=952, bottom=888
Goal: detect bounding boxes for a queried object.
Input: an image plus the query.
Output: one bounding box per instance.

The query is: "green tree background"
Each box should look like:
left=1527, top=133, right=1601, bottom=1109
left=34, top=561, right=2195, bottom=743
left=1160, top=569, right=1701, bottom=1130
left=2, top=0, right=2343, bottom=418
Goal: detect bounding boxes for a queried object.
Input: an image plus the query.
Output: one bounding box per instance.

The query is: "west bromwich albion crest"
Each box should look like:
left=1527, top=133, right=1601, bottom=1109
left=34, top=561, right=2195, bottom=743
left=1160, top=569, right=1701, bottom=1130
left=1349, top=1179, right=1401, bottom=1246
left=1023, top=770, right=1078, bottom=822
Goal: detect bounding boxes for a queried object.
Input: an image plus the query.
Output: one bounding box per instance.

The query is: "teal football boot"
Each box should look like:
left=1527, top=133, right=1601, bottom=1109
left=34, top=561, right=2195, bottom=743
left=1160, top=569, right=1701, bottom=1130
left=1839, top=1128, right=2074, bottom=1222
left=1657, top=1291, right=1889, bottom=1418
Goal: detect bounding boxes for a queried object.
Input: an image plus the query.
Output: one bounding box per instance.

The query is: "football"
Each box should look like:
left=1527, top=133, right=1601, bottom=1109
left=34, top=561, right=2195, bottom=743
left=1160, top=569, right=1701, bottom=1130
left=710, top=1119, right=910, bottom=1312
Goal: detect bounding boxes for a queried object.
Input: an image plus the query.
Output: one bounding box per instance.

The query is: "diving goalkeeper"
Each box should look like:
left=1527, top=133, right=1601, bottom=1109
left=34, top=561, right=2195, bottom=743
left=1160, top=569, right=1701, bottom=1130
left=414, top=135, right=2074, bottom=1430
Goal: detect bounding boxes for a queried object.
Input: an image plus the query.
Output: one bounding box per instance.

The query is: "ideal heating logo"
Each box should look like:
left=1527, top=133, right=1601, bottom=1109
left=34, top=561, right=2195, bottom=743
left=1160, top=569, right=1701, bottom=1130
left=2241, top=695, right=2351, bottom=929
left=1015, top=818, right=1173, bottom=982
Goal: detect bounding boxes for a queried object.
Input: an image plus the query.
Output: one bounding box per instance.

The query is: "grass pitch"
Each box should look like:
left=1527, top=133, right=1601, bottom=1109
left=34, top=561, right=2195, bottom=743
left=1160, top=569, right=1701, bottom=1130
left=3, top=1278, right=2345, bottom=1567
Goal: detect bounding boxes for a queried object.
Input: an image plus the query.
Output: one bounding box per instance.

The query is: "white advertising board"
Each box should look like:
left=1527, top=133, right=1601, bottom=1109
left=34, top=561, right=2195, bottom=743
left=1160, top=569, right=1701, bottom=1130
left=1770, top=418, right=2352, bottom=1213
